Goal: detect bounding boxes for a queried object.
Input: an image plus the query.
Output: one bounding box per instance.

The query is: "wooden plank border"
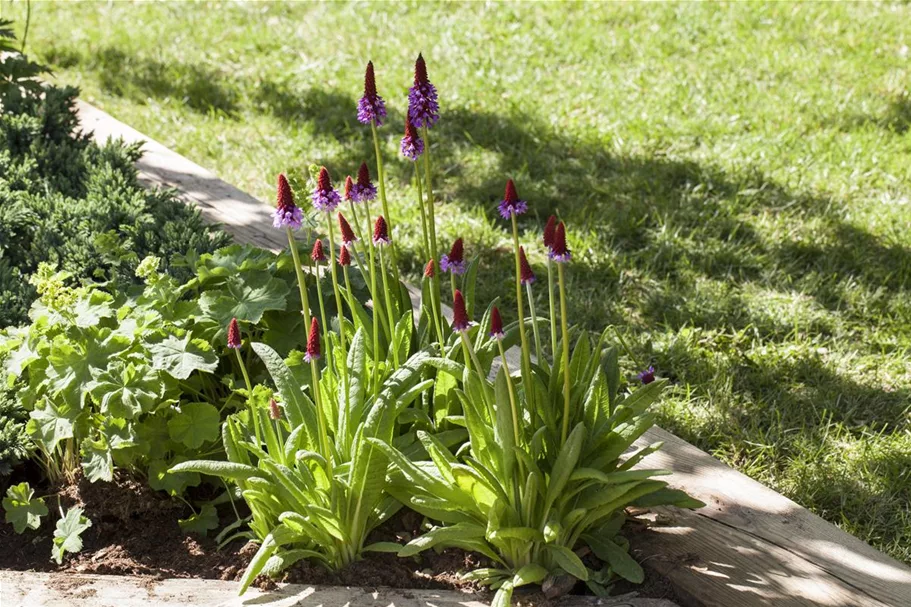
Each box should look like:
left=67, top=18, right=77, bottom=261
left=73, top=101, right=911, bottom=607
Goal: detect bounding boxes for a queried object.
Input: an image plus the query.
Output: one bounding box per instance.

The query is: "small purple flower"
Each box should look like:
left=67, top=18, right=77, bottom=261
left=400, top=117, right=424, bottom=161
left=638, top=366, right=655, bottom=385
left=357, top=61, right=387, bottom=126
left=440, top=238, right=466, bottom=275
left=273, top=174, right=304, bottom=230
left=351, top=162, right=377, bottom=202
left=408, top=53, right=439, bottom=129
left=498, top=179, right=528, bottom=219
left=312, top=167, right=341, bottom=213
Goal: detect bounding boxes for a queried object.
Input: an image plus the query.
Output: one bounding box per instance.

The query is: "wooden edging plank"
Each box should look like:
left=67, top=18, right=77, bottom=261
left=73, top=101, right=911, bottom=607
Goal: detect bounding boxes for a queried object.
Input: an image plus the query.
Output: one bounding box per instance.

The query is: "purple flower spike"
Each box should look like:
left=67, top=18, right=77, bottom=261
left=638, top=366, right=655, bottom=385
left=499, top=179, right=528, bottom=219
left=357, top=61, right=387, bottom=126
left=312, top=167, right=341, bottom=213
left=408, top=53, right=439, bottom=129
left=400, top=117, right=424, bottom=161
left=273, top=174, right=304, bottom=230
left=440, top=237, right=466, bottom=275
left=352, top=162, right=377, bottom=202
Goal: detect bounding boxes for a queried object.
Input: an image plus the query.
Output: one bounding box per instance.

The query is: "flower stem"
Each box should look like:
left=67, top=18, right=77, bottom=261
left=421, top=125, right=445, bottom=349
left=371, top=121, right=402, bottom=287
left=327, top=215, right=350, bottom=443
left=526, top=282, right=543, bottom=364
left=558, top=263, right=571, bottom=444
left=378, top=245, right=400, bottom=368
left=546, top=257, right=557, bottom=364
left=510, top=214, right=534, bottom=408
left=287, top=227, right=311, bottom=329
left=414, top=164, right=431, bottom=261
left=497, top=339, right=521, bottom=445
left=313, top=260, right=331, bottom=364
left=235, top=348, right=261, bottom=447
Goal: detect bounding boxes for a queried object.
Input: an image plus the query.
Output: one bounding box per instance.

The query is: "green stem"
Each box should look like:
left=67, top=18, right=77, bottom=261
left=327, top=215, right=350, bottom=445
left=558, top=263, right=571, bottom=444
left=421, top=126, right=445, bottom=349
left=546, top=258, right=557, bottom=364
left=235, top=348, right=261, bottom=447
left=497, top=339, right=521, bottom=445
left=526, top=282, right=544, bottom=365
left=313, top=259, right=331, bottom=365
left=414, top=163, right=431, bottom=261
left=287, top=227, right=311, bottom=329
left=511, top=214, right=534, bottom=409
left=378, top=245, right=400, bottom=368
left=371, top=121, right=402, bottom=287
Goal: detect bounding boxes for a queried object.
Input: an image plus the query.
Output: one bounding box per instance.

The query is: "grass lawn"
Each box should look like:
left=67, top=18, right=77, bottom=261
left=13, top=1, right=911, bottom=563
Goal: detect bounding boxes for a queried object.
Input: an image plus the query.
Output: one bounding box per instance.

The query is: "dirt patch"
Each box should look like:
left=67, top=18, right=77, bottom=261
left=1, top=472, right=678, bottom=604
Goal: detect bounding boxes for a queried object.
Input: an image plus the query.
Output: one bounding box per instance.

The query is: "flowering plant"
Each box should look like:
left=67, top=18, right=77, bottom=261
left=175, top=54, right=701, bottom=603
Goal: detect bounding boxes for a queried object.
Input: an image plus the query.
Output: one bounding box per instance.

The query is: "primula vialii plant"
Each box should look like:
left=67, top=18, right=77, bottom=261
left=173, top=55, right=702, bottom=603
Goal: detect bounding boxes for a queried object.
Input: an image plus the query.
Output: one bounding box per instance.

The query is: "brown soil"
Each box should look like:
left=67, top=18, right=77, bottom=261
left=1, top=472, right=679, bottom=604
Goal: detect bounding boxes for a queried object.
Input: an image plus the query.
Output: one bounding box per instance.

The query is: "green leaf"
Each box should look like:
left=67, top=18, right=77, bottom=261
left=149, top=457, right=202, bottom=496
left=2, top=482, right=48, bottom=533
left=545, top=544, right=589, bottom=581
left=199, top=272, right=290, bottom=324
left=583, top=533, right=644, bottom=584
left=167, top=402, right=220, bottom=448
left=633, top=487, right=705, bottom=509
left=169, top=459, right=263, bottom=481
left=513, top=563, right=548, bottom=587
left=363, top=541, right=403, bottom=553
left=81, top=438, right=113, bottom=482
left=179, top=504, right=219, bottom=536
left=26, top=402, right=77, bottom=452
left=90, top=363, right=161, bottom=419
left=147, top=334, right=219, bottom=380
left=399, top=522, right=487, bottom=557
left=52, top=507, right=92, bottom=564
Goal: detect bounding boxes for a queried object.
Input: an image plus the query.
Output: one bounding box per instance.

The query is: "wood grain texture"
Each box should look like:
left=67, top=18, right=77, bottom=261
left=75, top=101, right=911, bottom=607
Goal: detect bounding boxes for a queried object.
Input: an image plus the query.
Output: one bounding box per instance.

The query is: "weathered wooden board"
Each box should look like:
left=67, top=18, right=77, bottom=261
left=74, top=101, right=911, bottom=607
left=0, top=571, right=675, bottom=607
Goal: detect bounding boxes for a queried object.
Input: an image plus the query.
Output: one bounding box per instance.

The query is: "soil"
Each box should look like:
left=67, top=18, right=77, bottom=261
left=0, top=471, right=681, bottom=604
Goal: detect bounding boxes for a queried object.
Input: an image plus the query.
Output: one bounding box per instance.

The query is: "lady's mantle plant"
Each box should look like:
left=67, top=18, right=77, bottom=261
left=176, top=55, right=702, bottom=604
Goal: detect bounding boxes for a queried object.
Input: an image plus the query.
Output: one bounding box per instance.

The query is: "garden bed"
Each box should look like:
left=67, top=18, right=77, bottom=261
left=55, top=101, right=911, bottom=607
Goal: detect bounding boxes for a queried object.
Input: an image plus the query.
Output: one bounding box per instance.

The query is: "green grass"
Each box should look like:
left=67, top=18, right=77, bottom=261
left=12, top=1, right=911, bottom=563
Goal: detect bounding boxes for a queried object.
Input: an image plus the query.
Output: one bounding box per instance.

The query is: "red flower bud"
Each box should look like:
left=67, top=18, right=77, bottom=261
left=317, top=166, right=333, bottom=192
left=311, top=239, right=326, bottom=263
left=451, top=290, right=470, bottom=332
left=543, top=215, right=557, bottom=249
left=364, top=61, right=377, bottom=99
left=415, top=53, right=429, bottom=86
left=357, top=162, right=371, bottom=188
left=277, top=173, right=295, bottom=209
left=339, top=246, right=351, bottom=267
left=227, top=318, right=241, bottom=349
left=504, top=179, right=519, bottom=204
left=519, top=246, right=536, bottom=285
left=305, top=317, right=321, bottom=362
left=424, top=258, right=435, bottom=278
left=549, top=221, right=571, bottom=263
left=344, top=175, right=355, bottom=201
left=489, top=306, right=504, bottom=339
left=338, top=213, right=357, bottom=245
left=269, top=398, right=282, bottom=420
left=373, top=215, right=390, bottom=245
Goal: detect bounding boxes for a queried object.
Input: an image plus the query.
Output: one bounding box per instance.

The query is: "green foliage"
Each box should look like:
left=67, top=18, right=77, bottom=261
left=0, top=384, right=30, bottom=475
left=378, top=323, right=703, bottom=604
left=2, top=481, right=47, bottom=533
left=0, top=243, right=312, bottom=489
left=52, top=506, right=92, bottom=564
left=0, top=49, right=229, bottom=328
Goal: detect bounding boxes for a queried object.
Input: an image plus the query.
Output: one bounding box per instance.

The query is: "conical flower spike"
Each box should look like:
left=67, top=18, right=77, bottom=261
left=338, top=213, right=357, bottom=246
left=269, top=398, right=282, bottom=420
left=339, top=246, right=351, bottom=267
left=304, top=317, right=321, bottom=362
left=543, top=215, right=557, bottom=249
left=408, top=53, right=439, bottom=128
left=227, top=318, right=242, bottom=349
left=344, top=175, right=355, bottom=202
left=273, top=173, right=303, bottom=230
left=352, top=162, right=377, bottom=202
left=451, top=289, right=470, bottom=332
left=519, top=246, right=536, bottom=285
left=499, top=179, right=528, bottom=219
left=549, top=222, right=572, bottom=263
left=373, top=215, right=391, bottom=245
left=489, top=306, right=505, bottom=340
left=424, top=258, right=435, bottom=278
left=441, top=237, right=466, bottom=275
left=357, top=61, right=387, bottom=126
left=312, top=167, right=341, bottom=213
left=311, top=239, right=326, bottom=263
left=400, top=116, right=424, bottom=160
